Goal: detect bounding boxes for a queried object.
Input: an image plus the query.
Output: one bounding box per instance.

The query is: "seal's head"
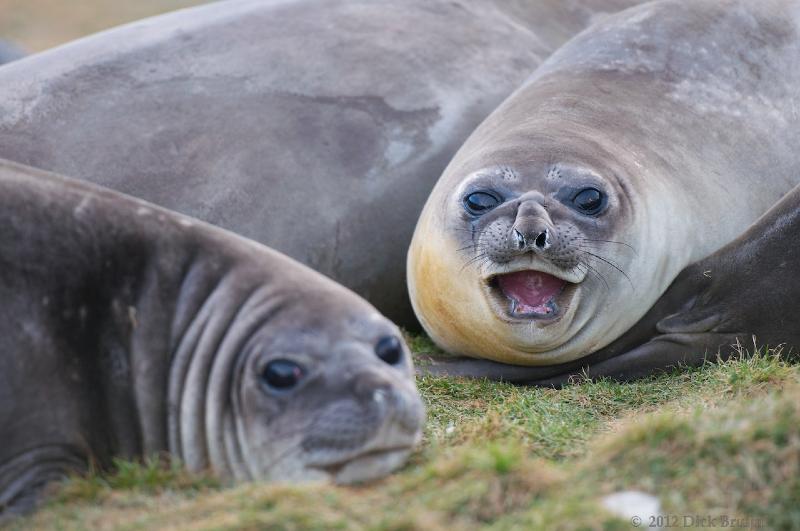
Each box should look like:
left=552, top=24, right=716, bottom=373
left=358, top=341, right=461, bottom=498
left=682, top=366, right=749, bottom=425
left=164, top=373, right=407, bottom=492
left=408, top=135, right=660, bottom=366
left=235, top=289, right=424, bottom=484
left=176, top=259, right=425, bottom=484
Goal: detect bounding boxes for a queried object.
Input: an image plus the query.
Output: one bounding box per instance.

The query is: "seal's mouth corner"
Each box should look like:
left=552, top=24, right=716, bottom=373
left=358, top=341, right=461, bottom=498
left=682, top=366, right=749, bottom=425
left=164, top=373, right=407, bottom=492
left=487, top=270, right=575, bottom=320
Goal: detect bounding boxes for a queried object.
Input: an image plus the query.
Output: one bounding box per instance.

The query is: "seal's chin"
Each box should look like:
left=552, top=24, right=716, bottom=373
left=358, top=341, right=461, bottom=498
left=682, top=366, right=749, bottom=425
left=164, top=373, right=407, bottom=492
left=486, top=270, right=577, bottom=321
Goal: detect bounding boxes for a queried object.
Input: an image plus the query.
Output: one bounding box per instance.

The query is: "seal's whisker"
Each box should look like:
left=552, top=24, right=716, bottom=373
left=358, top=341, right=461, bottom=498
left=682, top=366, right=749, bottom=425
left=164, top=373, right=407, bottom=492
left=455, top=242, right=488, bottom=254
left=578, top=249, right=633, bottom=288
left=460, top=252, right=490, bottom=272
left=575, top=261, right=609, bottom=292
left=578, top=238, right=637, bottom=255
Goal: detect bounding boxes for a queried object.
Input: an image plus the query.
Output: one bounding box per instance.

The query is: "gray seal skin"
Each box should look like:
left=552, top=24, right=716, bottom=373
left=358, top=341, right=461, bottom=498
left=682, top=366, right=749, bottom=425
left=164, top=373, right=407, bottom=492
left=0, top=0, right=645, bottom=328
left=0, top=41, right=25, bottom=65
left=409, top=0, right=800, bottom=366
left=418, top=181, right=800, bottom=385
left=0, top=159, right=424, bottom=518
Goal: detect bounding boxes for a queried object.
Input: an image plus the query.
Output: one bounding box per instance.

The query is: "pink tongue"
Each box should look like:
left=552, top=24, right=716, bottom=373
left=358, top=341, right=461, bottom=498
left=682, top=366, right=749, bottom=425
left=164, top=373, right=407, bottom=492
left=497, top=271, right=566, bottom=315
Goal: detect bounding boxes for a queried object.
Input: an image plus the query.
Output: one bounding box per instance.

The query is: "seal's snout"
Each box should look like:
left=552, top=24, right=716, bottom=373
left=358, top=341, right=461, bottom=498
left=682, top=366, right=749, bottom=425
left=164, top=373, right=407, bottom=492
left=349, top=368, right=424, bottom=430
left=510, top=197, right=554, bottom=254
left=352, top=369, right=396, bottom=405
left=513, top=227, right=550, bottom=251
left=476, top=193, right=587, bottom=322
left=299, top=363, right=424, bottom=484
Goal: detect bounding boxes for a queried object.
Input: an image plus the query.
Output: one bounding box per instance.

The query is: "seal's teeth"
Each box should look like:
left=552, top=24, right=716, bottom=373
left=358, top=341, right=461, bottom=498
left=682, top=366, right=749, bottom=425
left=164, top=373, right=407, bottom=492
left=507, top=294, right=559, bottom=318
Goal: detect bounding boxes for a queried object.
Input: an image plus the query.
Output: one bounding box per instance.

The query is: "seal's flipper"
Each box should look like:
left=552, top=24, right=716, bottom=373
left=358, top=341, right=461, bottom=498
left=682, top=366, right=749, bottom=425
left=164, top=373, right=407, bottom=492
left=528, top=332, right=741, bottom=387
left=656, top=310, right=722, bottom=335
left=414, top=353, right=578, bottom=383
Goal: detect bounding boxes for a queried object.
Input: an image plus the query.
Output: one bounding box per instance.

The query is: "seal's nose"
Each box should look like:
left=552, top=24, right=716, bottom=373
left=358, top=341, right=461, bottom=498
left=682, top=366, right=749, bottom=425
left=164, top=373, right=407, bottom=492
left=510, top=196, right=553, bottom=252
left=513, top=227, right=549, bottom=250
left=352, top=369, right=396, bottom=404
left=348, top=368, right=425, bottom=434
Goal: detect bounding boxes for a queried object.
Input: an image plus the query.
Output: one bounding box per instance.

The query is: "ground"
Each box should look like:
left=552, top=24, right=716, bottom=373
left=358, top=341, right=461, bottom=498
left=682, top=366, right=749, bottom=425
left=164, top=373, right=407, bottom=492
left=3, top=3, right=799, bottom=529
left=10, top=341, right=800, bottom=530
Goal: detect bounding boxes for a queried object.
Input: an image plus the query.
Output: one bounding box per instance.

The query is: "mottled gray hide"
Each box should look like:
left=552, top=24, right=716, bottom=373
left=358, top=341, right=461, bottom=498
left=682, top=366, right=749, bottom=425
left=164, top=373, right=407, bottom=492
left=0, top=160, right=423, bottom=519
left=0, top=0, right=645, bottom=327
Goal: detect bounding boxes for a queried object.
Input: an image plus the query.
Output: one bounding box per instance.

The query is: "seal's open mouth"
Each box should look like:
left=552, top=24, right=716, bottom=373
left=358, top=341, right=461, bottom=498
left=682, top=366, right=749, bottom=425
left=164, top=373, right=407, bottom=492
left=490, top=270, right=570, bottom=319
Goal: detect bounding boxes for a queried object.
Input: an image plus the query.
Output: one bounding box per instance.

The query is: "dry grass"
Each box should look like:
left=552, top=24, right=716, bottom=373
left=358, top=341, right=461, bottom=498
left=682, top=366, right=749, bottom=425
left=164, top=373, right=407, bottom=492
left=8, top=349, right=798, bottom=530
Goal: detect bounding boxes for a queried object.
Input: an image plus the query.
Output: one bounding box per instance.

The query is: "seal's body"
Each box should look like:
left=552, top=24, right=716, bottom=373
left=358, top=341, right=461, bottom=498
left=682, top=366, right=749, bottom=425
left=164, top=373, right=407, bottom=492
left=409, top=0, right=800, bottom=365
left=0, top=0, right=643, bottom=327
left=0, top=160, right=424, bottom=518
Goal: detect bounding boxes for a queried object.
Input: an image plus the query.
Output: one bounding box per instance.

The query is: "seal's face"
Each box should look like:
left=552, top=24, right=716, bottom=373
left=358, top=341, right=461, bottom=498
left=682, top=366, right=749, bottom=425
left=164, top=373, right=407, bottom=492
left=234, top=301, right=424, bottom=484
left=409, top=159, right=642, bottom=365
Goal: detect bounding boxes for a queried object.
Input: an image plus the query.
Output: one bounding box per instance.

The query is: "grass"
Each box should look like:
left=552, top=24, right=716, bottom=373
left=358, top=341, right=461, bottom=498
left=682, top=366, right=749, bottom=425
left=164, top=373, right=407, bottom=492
left=8, top=345, right=799, bottom=530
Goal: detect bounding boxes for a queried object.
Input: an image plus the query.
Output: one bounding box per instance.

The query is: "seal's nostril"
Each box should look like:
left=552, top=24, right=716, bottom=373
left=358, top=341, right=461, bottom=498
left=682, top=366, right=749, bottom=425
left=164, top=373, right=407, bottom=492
left=534, top=230, right=548, bottom=249
left=514, top=229, right=526, bottom=250
left=372, top=389, right=387, bottom=404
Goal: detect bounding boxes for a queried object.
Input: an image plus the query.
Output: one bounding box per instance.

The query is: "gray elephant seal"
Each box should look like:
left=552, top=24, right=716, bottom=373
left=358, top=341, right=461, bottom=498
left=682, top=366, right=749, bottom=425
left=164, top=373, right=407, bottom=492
left=0, top=41, right=24, bottom=65
left=409, top=0, right=800, bottom=366
left=426, top=180, right=800, bottom=385
left=0, top=0, right=644, bottom=327
left=0, top=159, right=424, bottom=519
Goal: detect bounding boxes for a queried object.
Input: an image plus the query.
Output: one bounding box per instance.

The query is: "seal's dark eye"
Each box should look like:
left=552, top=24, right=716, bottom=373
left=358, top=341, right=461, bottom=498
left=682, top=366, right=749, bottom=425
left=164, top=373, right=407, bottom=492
left=463, top=191, right=501, bottom=215
left=262, top=359, right=304, bottom=390
left=572, top=188, right=604, bottom=214
left=375, top=336, right=404, bottom=366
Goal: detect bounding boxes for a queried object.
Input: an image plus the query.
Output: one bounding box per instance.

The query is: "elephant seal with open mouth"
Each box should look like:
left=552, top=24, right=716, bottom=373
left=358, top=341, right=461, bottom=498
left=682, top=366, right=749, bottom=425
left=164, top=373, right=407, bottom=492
left=426, top=180, right=800, bottom=385
left=409, top=0, right=800, bottom=367
left=0, top=160, right=424, bottom=519
left=0, top=0, right=645, bottom=328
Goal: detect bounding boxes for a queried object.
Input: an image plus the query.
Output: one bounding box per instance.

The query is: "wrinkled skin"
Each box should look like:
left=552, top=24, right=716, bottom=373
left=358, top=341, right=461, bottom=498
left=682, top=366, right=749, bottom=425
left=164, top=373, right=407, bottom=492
left=0, top=0, right=645, bottom=328
left=409, top=0, right=800, bottom=367
left=418, top=182, right=800, bottom=385
left=0, top=160, right=424, bottom=519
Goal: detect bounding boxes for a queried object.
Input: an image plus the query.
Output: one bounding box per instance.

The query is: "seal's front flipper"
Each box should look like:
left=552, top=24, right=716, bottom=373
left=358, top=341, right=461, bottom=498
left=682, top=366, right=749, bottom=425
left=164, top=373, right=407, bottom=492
left=529, top=332, right=742, bottom=387
left=413, top=353, right=573, bottom=383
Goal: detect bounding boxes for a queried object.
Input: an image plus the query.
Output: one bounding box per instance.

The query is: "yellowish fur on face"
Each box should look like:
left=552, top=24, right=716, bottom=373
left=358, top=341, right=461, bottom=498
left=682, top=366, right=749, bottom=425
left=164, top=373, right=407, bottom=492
left=408, top=212, right=547, bottom=365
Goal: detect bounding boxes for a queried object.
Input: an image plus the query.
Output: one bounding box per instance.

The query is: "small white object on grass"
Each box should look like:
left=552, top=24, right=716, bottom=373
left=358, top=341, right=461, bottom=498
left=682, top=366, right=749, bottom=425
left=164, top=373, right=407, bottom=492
left=601, top=490, right=662, bottom=528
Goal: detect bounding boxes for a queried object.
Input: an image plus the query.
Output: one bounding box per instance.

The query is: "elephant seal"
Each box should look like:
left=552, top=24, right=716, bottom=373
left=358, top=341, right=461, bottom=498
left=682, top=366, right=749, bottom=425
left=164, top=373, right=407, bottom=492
left=409, top=0, right=800, bottom=366
left=0, top=0, right=645, bottom=327
left=420, top=180, right=800, bottom=385
left=0, top=41, right=24, bottom=65
left=0, top=159, right=424, bottom=519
